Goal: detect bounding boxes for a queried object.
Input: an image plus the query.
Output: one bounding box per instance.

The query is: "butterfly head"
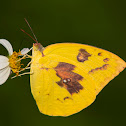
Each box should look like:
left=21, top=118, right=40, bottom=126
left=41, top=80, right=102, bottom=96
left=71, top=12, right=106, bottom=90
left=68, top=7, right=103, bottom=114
left=32, top=43, right=45, bottom=58
left=33, top=43, right=43, bottom=51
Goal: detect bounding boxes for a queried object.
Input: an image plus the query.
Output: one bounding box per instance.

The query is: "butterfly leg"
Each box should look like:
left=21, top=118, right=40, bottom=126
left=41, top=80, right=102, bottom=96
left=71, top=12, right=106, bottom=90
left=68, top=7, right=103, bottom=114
left=17, top=61, right=32, bottom=73
left=11, top=70, right=33, bottom=79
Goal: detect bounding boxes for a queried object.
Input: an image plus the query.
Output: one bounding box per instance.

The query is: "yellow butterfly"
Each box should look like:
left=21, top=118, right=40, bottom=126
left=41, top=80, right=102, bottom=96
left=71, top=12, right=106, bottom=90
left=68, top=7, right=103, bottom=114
left=1, top=19, right=125, bottom=117
left=30, top=42, right=126, bottom=117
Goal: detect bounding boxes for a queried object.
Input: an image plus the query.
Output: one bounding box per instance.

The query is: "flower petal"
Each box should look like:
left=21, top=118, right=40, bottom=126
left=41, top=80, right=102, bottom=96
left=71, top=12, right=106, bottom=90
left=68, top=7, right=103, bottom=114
left=0, top=39, right=13, bottom=56
left=0, top=66, right=11, bottom=85
left=0, top=55, right=9, bottom=69
left=20, top=48, right=30, bottom=55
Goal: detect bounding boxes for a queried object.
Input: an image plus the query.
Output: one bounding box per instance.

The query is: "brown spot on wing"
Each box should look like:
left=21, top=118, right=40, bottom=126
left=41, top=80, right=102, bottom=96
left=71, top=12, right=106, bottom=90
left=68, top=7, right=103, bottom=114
left=98, top=52, right=102, bottom=56
left=89, top=64, right=109, bottom=74
left=102, top=64, right=109, bottom=70
left=64, top=97, right=72, bottom=100
left=77, top=49, right=91, bottom=62
left=103, top=58, right=110, bottom=63
left=57, top=98, right=63, bottom=103
left=41, top=67, right=49, bottom=70
left=55, top=62, right=83, bottom=95
left=89, top=69, right=95, bottom=73
left=64, top=97, right=69, bottom=100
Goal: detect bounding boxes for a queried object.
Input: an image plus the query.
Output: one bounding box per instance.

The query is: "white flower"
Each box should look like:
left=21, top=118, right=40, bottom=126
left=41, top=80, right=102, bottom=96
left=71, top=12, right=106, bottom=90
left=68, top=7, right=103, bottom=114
left=0, top=39, right=30, bottom=85
left=20, top=48, right=30, bottom=55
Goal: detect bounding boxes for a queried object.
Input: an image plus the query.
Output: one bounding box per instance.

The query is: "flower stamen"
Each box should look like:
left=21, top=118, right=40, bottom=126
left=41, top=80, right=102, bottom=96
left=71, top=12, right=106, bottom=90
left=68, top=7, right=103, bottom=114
left=9, top=51, right=22, bottom=75
left=9, top=50, right=32, bottom=79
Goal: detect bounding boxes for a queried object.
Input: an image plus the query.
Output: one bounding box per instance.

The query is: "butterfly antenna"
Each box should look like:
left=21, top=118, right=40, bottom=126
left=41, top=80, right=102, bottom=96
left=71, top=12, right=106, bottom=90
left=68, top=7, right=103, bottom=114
left=24, top=18, right=38, bottom=43
left=21, top=29, right=38, bottom=43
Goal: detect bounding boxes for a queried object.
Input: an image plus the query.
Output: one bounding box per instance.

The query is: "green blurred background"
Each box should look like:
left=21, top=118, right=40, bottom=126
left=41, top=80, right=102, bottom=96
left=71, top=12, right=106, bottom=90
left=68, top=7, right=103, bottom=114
left=0, top=0, right=126, bottom=126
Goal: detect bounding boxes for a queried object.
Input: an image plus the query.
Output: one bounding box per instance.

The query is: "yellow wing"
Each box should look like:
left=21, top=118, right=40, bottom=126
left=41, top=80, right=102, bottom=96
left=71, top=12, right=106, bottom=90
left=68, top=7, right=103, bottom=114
left=30, top=43, right=126, bottom=117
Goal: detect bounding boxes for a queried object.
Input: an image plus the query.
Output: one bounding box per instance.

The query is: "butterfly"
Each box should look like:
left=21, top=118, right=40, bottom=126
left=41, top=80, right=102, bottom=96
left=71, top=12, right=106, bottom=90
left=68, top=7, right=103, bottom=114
left=1, top=19, right=125, bottom=117
left=30, top=42, right=126, bottom=117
